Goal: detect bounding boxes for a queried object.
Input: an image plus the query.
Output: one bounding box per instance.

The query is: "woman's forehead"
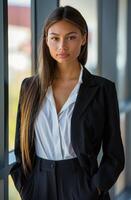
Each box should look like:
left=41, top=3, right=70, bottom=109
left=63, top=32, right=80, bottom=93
left=47, top=20, right=81, bottom=35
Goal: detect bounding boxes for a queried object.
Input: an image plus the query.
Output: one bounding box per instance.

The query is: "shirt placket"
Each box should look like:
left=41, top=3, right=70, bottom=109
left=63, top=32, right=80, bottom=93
left=49, top=87, right=64, bottom=159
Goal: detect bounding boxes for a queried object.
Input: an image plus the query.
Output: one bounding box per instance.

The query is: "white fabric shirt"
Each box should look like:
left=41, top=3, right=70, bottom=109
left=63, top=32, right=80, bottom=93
left=34, top=66, right=83, bottom=160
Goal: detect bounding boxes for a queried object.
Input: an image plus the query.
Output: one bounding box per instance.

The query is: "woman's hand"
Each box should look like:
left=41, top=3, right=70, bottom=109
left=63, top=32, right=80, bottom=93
left=96, top=187, right=101, bottom=195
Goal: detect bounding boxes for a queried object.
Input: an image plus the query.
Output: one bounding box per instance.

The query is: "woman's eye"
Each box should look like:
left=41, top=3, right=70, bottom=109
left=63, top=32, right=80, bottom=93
left=51, top=37, right=59, bottom=41
left=67, top=36, right=76, bottom=40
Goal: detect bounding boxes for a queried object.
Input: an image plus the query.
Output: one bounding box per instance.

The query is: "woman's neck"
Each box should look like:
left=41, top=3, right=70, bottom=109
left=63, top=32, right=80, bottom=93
left=54, top=62, right=81, bottom=81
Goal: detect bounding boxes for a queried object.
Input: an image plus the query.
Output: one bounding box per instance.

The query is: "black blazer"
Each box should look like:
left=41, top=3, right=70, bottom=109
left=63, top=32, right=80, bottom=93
left=10, top=67, right=125, bottom=199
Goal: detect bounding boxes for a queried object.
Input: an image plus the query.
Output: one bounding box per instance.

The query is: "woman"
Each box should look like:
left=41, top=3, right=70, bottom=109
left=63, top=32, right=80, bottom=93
left=10, top=5, right=125, bottom=200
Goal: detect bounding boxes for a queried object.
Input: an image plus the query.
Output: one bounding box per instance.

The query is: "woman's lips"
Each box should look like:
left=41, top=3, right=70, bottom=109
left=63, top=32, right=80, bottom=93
left=57, top=53, right=69, bottom=58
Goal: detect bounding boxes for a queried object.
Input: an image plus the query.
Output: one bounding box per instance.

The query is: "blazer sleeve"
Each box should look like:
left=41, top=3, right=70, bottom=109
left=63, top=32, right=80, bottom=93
left=14, top=78, right=28, bottom=163
left=10, top=78, right=28, bottom=192
left=92, top=82, right=125, bottom=193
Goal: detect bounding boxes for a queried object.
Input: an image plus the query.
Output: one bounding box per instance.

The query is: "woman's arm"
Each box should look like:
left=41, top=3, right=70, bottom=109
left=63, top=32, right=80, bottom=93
left=10, top=78, right=28, bottom=192
left=14, top=78, right=28, bottom=163
left=92, top=82, right=125, bottom=194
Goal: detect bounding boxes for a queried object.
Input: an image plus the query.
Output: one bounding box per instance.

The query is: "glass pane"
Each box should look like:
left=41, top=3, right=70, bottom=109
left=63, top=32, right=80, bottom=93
left=114, top=113, right=126, bottom=196
left=60, top=0, right=98, bottom=74
left=9, top=175, right=21, bottom=200
left=8, top=0, right=31, bottom=151
left=116, top=0, right=128, bottom=101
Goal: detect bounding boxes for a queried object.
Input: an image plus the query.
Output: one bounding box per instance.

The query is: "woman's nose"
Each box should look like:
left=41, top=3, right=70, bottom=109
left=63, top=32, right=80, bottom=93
left=58, top=39, right=67, bottom=51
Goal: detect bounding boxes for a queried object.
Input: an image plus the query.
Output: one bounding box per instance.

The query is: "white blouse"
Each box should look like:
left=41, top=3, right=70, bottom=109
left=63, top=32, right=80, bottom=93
left=34, top=66, right=83, bottom=160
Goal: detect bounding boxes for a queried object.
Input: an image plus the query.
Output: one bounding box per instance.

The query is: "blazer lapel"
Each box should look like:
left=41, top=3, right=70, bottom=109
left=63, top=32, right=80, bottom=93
left=71, top=66, right=99, bottom=120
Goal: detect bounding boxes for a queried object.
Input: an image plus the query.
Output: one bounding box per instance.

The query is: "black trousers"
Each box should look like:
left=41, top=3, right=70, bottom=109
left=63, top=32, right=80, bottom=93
left=19, top=156, right=101, bottom=200
left=11, top=156, right=110, bottom=200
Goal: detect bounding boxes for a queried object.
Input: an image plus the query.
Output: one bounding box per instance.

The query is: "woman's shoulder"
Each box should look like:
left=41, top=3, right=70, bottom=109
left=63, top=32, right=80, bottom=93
left=84, top=67, right=115, bottom=88
left=21, top=75, right=39, bottom=89
left=92, top=74, right=115, bottom=87
left=91, top=74, right=117, bottom=96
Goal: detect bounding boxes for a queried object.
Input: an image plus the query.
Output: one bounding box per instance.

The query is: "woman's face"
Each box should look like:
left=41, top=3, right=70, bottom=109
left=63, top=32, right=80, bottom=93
left=46, top=20, right=86, bottom=65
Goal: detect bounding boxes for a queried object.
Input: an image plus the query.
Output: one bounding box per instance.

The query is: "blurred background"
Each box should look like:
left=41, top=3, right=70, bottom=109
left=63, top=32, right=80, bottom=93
left=0, top=0, right=131, bottom=199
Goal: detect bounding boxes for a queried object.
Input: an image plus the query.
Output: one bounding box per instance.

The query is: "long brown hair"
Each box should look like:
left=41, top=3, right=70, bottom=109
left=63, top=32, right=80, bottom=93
left=20, top=5, right=88, bottom=174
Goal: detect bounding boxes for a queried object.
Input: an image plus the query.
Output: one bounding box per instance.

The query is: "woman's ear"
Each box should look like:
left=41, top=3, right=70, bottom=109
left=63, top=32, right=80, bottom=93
left=81, top=33, right=87, bottom=46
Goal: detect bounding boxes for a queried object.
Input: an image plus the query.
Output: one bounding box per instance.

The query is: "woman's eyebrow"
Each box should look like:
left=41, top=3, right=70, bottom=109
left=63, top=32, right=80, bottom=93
left=49, top=32, right=79, bottom=36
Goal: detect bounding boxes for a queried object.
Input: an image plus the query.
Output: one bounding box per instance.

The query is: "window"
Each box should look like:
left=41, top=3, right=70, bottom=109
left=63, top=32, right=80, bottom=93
left=8, top=0, right=31, bottom=199
left=8, top=0, right=31, bottom=151
left=116, top=0, right=128, bottom=102
left=115, top=113, right=126, bottom=195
